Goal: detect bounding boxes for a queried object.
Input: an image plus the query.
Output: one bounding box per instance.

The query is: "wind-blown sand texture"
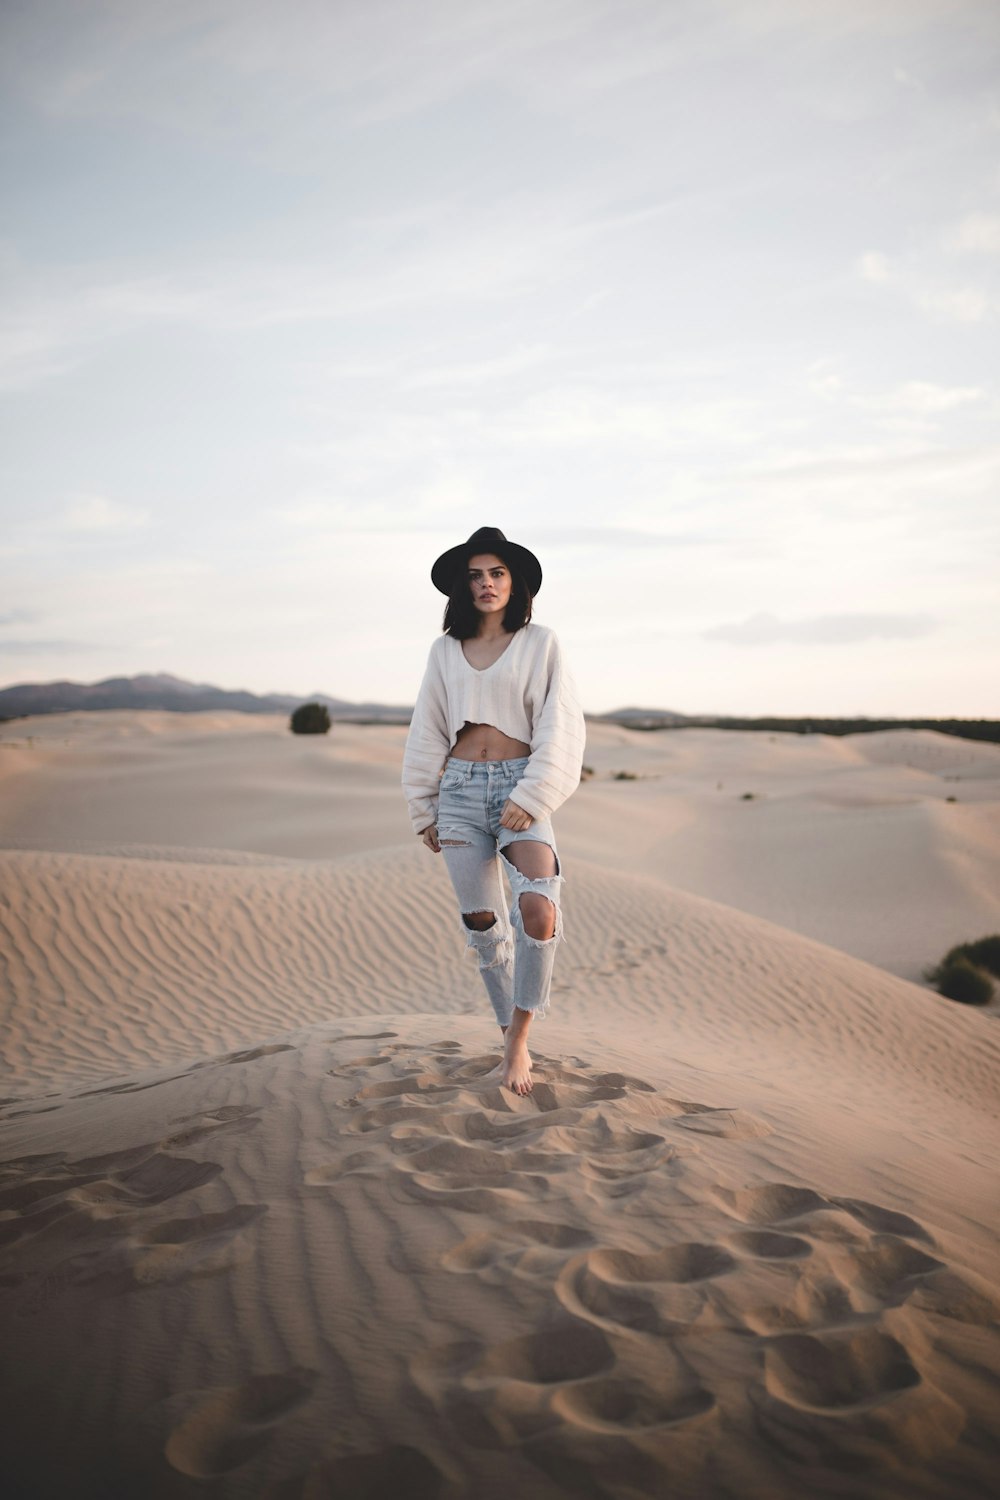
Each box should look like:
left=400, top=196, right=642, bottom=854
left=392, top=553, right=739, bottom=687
left=1, top=711, right=998, bottom=1499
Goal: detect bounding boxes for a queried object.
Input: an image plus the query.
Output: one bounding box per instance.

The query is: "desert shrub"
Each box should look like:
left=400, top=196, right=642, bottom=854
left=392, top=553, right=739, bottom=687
left=937, top=934, right=1000, bottom=979
left=290, top=702, right=331, bottom=735
left=926, top=957, right=994, bottom=1006
left=613, top=770, right=638, bottom=781
left=741, top=792, right=756, bottom=800
left=580, top=764, right=595, bottom=780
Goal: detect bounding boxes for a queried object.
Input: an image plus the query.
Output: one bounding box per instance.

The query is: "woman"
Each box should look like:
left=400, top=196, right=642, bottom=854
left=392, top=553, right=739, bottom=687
left=401, top=526, right=587, bottom=1096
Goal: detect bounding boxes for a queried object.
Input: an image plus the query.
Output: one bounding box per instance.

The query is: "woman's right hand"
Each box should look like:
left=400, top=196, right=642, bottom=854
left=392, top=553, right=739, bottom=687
left=419, top=823, right=441, bottom=854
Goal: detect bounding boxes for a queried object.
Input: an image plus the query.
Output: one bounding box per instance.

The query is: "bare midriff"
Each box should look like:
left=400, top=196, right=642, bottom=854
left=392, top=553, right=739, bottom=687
left=449, top=721, right=531, bottom=761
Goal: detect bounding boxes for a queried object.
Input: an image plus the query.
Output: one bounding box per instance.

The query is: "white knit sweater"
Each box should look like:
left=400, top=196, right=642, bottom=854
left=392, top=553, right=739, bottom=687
left=401, top=622, right=587, bottom=834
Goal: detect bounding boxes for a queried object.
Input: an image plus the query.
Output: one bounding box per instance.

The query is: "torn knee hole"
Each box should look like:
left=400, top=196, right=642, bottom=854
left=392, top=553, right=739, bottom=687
left=462, top=910, right=498, bottom=932
left=501, top=841, right=561, bottom=879
left=518, top=892, right=557, bottom=941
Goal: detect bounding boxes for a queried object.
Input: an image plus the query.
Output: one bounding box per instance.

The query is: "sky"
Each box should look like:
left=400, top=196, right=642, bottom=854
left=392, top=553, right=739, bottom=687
left=1, top=0, right=998, bottom=717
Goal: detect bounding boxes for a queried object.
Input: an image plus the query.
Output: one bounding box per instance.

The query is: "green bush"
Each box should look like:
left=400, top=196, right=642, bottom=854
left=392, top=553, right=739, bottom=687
left=613, top=770, right=639, bottom=780
left=290, top=701, right=331, bottom=735
left=927, top=957, right=994, bottom=1006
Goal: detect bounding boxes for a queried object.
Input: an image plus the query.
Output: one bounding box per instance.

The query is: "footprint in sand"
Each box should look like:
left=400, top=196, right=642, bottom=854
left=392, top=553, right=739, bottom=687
left=411, top=1319, right=614, bottom=1448
left=333, top=1030, right=399, bottom=1042
left=713, top=1181, right=932, bottom=1245
left=76, top=1075, right=191, bottom=1098
left=0, top=1133, right=262, bottom=1307
left=317, top=1048, right=685, bottom=1217
left=74, top=1152, right=223, bottom=1211
left=761, top=1327, right=920, bottom=1412
left=749, top=1320, right=968, bottom=1469
left=906, top=1266, right=1000, bottom=1325
left=712, top=1182, right=828, bottom=1225
left=190, top=1042, right=296, bottom=1071
left=129, top=1203, right=267, bottom=1285
left=711, top=1180, right=953, bottom=1324
left=160, top=1104, right=261, bottom=1151
left=852, top=1236, right=945, bottom=1302
left=351, top=1074, right=461, bottom=1103
left=413, top=1318, right=715, bottom=1451
left=15, top=1199, right=268, bottom=1303
left=327, top=1037, right=461, bottom=1078
left=588, top=1242, right=737, bottom=1284
left=0, top=1148, right=221, bottom=1235
left=441, top=1219, right=594, bottom=1277
left=559, top=1240, right=737, bottom=1335
left=552, top=1369, right=715, bottom=1433
left=164, top=1367, right=317, bottom=1478
left=378, top=1055, right=989, bottom=1479
left=830, top=1196, right=931, bottom=1242
left=672, top=1107, right=773, bottom=1141
left=727, top=1229, right=813, bottom=1260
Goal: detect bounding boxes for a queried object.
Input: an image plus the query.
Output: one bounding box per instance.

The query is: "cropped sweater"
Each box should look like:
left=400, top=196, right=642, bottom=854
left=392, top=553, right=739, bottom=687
left=401, top=622, right=587, bottom=834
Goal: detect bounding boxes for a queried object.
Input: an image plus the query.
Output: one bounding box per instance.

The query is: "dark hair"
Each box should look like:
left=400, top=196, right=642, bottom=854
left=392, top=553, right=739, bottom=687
left=442, top=553, right=534, bottom=640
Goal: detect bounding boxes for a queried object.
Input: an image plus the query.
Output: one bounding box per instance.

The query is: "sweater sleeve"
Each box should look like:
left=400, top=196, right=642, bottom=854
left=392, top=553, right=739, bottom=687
left=507, top=631, right=587, bottom=822
left=401, top=639, right=451, bottom=834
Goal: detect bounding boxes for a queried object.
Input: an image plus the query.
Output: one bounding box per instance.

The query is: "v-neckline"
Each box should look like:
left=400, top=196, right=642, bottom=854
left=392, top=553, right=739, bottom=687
left=459, top=631, right=517, bottom=674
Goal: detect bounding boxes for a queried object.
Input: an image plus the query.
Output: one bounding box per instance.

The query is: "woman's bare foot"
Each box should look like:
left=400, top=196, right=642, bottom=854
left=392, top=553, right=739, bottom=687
left=499, top=1009, right=535, bottom=1095
left=499, top=1025, right=532, bottom=1071
left=502, top=1038, right=533, bottom=1095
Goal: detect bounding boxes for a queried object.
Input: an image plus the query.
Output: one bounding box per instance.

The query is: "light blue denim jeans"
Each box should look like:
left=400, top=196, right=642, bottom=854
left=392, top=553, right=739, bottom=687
left=436, top=755, right=564, bottom=1027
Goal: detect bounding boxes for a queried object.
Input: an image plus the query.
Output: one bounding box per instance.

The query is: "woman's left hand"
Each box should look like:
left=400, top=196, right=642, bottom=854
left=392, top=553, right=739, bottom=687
left=500, top=798, right=533, bottom=832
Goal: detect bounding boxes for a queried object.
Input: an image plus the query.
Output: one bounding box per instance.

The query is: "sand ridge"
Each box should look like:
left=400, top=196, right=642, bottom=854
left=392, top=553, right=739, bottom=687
left=3, top=845, right=999, bottom=1127
left=2, top=712, right=998, bottom=983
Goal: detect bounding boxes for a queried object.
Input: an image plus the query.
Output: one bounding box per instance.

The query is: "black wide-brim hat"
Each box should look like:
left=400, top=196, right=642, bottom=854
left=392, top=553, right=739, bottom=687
left=431, top=526, right=542, bottom=597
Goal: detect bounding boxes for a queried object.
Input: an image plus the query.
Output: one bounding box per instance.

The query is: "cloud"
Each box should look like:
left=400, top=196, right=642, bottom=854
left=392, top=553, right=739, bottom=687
left=60, top=495, right=150, bottom=532
left=947, top=212, right=1000, bottom=253
left=703, top=611, right=938, bottom=644
left=739, top=439, right=999, bottom=487
left=857, top=251, right=892, bottom=283
left=853, top=380, right=985, bottom=421
left=881, top=381, right=983, bottom=413
left=915, top=285, right=992, bottom=323
left=0, top=200, right=638, bottom=391
left=855, top=248, right=995, bottom=324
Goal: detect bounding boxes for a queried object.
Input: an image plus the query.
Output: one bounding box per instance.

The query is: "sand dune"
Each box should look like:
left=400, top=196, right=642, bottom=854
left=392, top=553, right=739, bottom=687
left=2, top=712, right=996, bottom=983
left=1, top=711, right=998, bottom=1497
left=3, top=844, right=998, bottom=1119
left=3, top=1022, right=998, bottom=1499
left=568, top=724, right=1000, bottom=983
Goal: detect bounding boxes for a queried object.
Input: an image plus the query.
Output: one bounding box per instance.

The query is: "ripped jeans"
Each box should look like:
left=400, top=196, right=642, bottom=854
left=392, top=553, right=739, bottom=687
left=436, top=755, right=564, bottom=1027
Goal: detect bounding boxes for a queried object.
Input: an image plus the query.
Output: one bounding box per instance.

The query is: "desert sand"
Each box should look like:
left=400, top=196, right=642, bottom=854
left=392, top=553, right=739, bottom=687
left=1, top=710, right=998, bottom=1499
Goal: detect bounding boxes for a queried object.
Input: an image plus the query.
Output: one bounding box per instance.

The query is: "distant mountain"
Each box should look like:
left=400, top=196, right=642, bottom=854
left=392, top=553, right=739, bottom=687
left=6, top=677, right=993, bottom=744
left=591, top=706, right=691, bottom=727
left=0, top=673, right=414, bottom=723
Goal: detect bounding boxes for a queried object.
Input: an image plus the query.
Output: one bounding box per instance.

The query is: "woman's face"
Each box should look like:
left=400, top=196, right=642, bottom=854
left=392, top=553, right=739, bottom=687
left=466, top=552, right=512, bottom=619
